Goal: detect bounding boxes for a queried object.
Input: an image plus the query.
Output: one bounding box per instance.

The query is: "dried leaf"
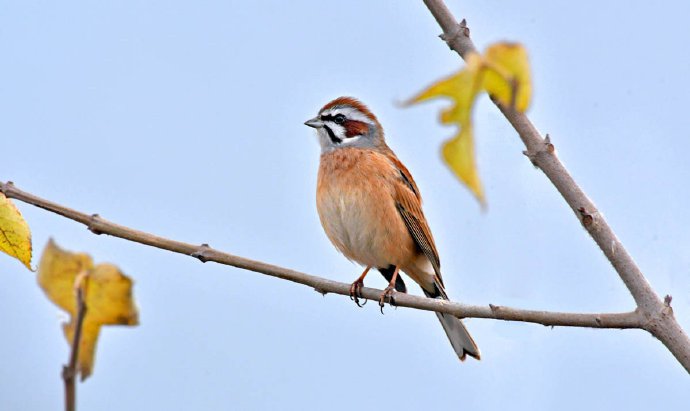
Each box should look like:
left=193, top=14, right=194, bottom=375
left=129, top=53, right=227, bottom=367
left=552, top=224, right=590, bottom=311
left=38, top=239, right=139, bottom=380
left=407, top=42, right=532, bottom=206
left=0, top=193, right=32, bottom=270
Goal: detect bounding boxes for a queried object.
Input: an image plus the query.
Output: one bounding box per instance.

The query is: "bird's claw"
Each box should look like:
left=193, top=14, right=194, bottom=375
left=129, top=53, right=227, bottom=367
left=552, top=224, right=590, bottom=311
left=349, top=280, right=367, bottom=307
left=378, top=285, right=396, bottom=314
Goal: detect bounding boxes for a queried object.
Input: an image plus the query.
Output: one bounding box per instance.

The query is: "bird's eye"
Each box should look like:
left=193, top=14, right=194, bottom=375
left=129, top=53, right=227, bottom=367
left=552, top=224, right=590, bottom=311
left=334, top=114, right=346, bottom=124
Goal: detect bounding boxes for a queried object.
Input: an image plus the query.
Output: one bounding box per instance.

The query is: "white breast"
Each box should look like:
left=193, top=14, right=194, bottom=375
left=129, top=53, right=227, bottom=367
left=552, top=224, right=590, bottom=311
left=318, top=188, right=392, bottom=269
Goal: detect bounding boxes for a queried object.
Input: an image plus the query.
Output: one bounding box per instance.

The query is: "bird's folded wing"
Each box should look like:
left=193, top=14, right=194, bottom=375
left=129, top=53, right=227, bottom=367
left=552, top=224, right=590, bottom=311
left=387, top=153, right=443, bottom=283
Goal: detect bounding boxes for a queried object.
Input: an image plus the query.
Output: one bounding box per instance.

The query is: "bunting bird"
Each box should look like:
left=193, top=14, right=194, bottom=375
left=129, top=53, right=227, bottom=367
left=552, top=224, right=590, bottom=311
left=305, top=97, right=480, bottom=361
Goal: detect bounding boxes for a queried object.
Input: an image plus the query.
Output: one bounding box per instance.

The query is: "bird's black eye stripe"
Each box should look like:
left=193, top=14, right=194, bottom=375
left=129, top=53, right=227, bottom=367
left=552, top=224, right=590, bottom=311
left=321, top=114, right=346, bottom=124
left=323, top=124, right=342, bottom=144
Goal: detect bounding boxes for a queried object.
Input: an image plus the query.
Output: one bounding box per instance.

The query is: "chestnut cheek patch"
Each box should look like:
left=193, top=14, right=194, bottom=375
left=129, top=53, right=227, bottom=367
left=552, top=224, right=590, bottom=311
left=344, top=120, right=369, bottom=138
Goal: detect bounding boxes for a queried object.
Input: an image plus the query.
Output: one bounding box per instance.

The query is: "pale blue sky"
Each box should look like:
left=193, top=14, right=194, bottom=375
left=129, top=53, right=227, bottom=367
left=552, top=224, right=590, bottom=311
left=1, top=1, right=689, bottom=410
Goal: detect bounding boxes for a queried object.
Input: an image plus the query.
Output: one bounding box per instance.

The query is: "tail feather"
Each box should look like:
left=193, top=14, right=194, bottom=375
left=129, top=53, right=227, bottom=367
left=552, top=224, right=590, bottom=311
left=423, top=286, right=481, bottom=361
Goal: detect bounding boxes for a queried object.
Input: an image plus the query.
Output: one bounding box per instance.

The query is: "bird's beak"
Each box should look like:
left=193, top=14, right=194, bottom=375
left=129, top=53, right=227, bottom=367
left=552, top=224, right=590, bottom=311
left=304, top=117, right=324, bottom=129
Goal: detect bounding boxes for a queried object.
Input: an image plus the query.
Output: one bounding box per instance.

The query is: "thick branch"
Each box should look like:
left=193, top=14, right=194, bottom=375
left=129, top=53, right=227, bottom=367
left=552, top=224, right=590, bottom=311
left=422, top=0, right=690, bottom=371
left=1, top=180, right=640, bottom=329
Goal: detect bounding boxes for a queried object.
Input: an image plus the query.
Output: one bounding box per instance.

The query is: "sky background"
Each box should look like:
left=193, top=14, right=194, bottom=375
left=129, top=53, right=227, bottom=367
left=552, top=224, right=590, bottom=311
left=1, top=0, right=689, bottom=409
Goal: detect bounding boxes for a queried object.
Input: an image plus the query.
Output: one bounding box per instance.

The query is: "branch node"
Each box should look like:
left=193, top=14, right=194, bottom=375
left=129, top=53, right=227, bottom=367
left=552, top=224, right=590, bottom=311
left=577, top=207, right=594, bottom=228
left=191, top=243, right=212, bottom=263
left=314, top=287, right=328, bottom=296
left=522, top=150, right=538, bottom=167
left=88, top=214, right=104, bottom=235
left=61, top=364, right=76, bottom=380
left=439, top=19, right=471, bottom=48
left=595, top=317, right=602, bottom=326
left=0, top=180, right=14, bottom=194
left=489, top=303, right=499, bottom=312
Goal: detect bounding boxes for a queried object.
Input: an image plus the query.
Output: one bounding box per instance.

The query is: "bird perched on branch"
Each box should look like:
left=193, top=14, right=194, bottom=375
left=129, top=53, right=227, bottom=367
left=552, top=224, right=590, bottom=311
left=305, top=96, right=480, bottom=361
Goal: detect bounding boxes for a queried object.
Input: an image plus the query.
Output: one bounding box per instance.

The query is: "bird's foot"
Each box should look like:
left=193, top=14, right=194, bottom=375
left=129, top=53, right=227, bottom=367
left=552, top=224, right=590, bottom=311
left=378, top=285, right=397, bottom=314
left=349, top=279, right=367, bottom=307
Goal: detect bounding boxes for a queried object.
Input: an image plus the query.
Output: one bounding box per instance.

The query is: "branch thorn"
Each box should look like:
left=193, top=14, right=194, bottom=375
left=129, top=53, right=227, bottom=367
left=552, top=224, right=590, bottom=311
left=459, top=18, right=470, bottom=36
left=544, top=134, right=555, bottom=154
left=664, top=295, right=673, bottom=307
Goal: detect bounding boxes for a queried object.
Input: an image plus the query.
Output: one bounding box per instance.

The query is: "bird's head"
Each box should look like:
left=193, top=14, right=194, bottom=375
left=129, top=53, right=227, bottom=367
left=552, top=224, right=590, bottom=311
left=305, top=97, right=384, bottom=152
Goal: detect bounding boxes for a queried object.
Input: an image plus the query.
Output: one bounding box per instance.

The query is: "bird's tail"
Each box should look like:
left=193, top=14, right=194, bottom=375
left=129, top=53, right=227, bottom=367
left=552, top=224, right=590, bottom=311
left=423, top=282, right=481, bottom=361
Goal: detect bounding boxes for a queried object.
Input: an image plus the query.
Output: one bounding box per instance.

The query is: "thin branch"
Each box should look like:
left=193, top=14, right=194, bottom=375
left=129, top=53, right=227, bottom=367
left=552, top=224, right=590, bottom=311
left=62, top=279, right=87, bottom=411
left=1, top=180, right=641, bottom=329
left=422, top=0, right=690, bottom=372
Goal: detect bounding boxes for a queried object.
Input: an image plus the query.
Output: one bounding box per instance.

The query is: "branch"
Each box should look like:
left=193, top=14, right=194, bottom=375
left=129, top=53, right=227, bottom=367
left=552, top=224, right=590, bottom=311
left=422, top=0, right=690, bottom=372
left=62, top=277, right=87, bottom=411
left=1, top=180, right=641, bottom=329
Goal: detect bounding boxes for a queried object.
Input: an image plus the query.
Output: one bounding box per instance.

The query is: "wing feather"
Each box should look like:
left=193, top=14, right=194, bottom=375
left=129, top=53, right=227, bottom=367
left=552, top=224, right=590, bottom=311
left=384, top=150, right=443, bottom=283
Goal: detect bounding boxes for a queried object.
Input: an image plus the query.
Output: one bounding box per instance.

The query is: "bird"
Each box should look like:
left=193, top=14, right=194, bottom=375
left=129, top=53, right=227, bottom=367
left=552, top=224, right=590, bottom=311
left=304, top=96, right=480, bottom=361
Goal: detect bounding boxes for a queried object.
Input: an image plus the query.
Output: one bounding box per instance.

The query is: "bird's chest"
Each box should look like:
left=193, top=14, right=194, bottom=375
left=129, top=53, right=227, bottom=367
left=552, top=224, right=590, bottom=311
left=318, top=182, right=379, bottom=245
left=316, top=149, right=404, bottom=267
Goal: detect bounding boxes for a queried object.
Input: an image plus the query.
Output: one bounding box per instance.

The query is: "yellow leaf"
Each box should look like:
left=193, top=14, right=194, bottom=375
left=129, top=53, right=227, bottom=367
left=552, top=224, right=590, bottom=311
left=482, top=42, right=532, bottom=112
left=38, top=239, right=139, bottom=380
left=409, top=53, right=483, bottom=108
left=441, top=124, right=484, bottom=204
left=408, top=53, right=486, bottom=204
left=38, top=239, right=93, bottom=313
left=407, top=42, right=532, bottom=205
left=0, top=193, right=32, bottom=270
left=85, top=263, right=139, bottom=326
left=63, top=319, right=101, bottom=380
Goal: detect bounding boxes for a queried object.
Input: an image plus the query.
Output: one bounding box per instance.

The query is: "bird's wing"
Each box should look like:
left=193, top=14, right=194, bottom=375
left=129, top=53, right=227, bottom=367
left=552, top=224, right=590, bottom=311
left=385, top=152, right=443, bottom=284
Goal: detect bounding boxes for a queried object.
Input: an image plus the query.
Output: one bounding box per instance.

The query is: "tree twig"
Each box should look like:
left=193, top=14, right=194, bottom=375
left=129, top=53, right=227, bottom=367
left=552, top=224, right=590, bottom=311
left=421, top=0, right=690, bottom=372
left=1, top=180, right=642, bottom=329
left=62, top=276, right=88, bottom=411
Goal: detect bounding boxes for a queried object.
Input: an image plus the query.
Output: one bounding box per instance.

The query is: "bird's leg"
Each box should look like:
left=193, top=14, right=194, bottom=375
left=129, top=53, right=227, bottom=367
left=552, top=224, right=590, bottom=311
left=349, top=266, right=371, bottom=307
left=379, top=266, right=400, bottom=313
